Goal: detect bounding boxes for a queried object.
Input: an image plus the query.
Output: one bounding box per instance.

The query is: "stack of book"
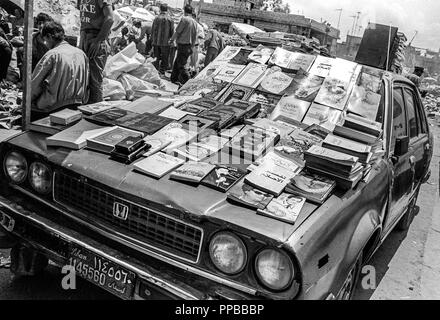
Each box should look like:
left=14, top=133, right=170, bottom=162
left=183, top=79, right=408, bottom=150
left=304, top=145, right=363, bottom=190
left=49, top=109, right=83, bottom=125
left=110, top=135, right=150, bottom=163
left=32, top=109, right=83, bottom=135
left=322, top=134, right=373, bottom=164
left=87, top=126, right=145, bottom=154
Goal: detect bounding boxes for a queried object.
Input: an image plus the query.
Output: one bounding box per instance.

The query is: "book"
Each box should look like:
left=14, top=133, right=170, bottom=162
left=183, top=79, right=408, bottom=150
left=347, top=85, right=382, bottom=121
left=46, top=120, right=111, bottom=150
left=308, top=56, right=335, bottom=77
left=286, top=172, right=336, bottom=204
left=304, top=145, right=359, bottom=173
left=159, top=106, right=191, bottom=120
left=285, top=72, right=325, bottom=102
left=87, top=126, right=144, bottom=154
left=213, top=46, right=241, bottom=62
left=328, top=58, right=359, bottom=83
left=114, top=113, right=174, bottom=135
left=270, top=96, right=311, bottom=123
left=228, top=125, right=279, bottom=161
left=218, top=84, right=254, bottom=104
left=214, top=64, right=246, bottom=83
left=142, top=136, right=172, bottom=157
left=170, top=161, right=215, bottom=184
left=150, top=122, right=198, bottom=153
left=343, top=113, right=383, bottom=137
left=248, top=91, right=281, bottom=117
left=50, top=109, right=82, bottom=125
left=302, top=103, right=343, bottom=131
left=314, top=76, right=353, bottom=111
left=247, top=45, right=274, bottom=64
left=179, top=115, right=218, bottom=131
left=202, top=165, right=247, bottom=192
left=268, top=47, right=294, bottom=69
left=257, top=69, right=295, bottom=95
left=78, top=101, right=130, bottom=115
left=304, top=124, right=331, bottom=140
left=114, top=135, right=145, bottom=154
left=110, top=141, right=149, bottom=164
left=119, top=95, right=173, bottom=114
left=197, top=134, right=230, bottom=151
left=133, top=152, right=185, bottom=179
left=219, top=125, right=244, bottom=140
left=29, top=116, right=70, bottom=135
left=232, top=63, right=267, bottom=88
left=247, top=149, right=304, bottom=173
left=85, top=107, right=139, bottom=126
left=227, top=179, right=274, bottom=209
left=181, top=97, right=221, bottom=112
left=359, top=66, right=383, bottom=93
left=229, top=48, right=254, bottom=65
left=322, top=134, right=372, bottom=164
left=244, top=157, right=299, bottom=197
left=257, top=193, right=306, bottom=224
left=333, top=125, right=379, bottom=145
left=288, top=127, right=323, bottom=152
left=306, top=165, right=364, bottom=190
left=287, top=53, right=316, bottom=72
left=251, top=118, right=295, bottom=139
left=174, top=143, right=217, bottom=162
left=198, top=109, right=235, bottom=130
left=178, top=103, right=211, bottom=115
left=225, top=100, right=261, bottom=119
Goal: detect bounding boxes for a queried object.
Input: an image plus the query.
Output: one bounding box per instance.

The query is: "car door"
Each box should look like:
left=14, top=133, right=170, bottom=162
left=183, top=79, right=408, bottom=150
left=383, top=84, right=416, bottom=233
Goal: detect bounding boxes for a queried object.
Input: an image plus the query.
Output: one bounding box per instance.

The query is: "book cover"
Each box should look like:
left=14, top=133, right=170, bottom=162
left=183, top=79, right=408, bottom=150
left=29, top=116, right=69, bottom=135
left=202, top=165, right=247, bottom=192
left=225, top=100, right=261, bottom=119
left=115, top=113, right=174, bottom=135
left=304, top=124, right=331, bottom=140
left=282, top=71, right=324, bottom=102
left=198, top=109, right=235, bottom=129
left=344, top=113, right=382, bottom=137
left=323, top=134, right=372, bottom=163
left=288, top=127, right=323, bottom=151
left=214, top=64, right=246, bottom=83
left=159, top=106, right=191, bottom=120
left=183, top=97, right=221, bottom=111
left=302, top=103, right=343, bottom=131
left=114, top=135, right=145, bottom=154
left=133, top=152, right=185, bottom=179
left=50, top=109, right=82, bottom=125
left=170, top=161, right=215, bottom=184
left=232, top=63, right=268, bottom=88
left=306, top=165, right=364, bottom=190
left=46, top=120, right=111, bottom=150
left=218, top=84, right=254, bottom=104
left=328, top=58, right=359, bottom=83
left=248, top=45, right=274, bottom=64
left=268, top=47, right=294, bottom=69
left=270, top=96, right=312, bottom=123
left=333, top=125, right=379, bottom=145
left=87, top=126, right=144, bottom=153
left=219, top=125, right=245, bottom=140
left=86, top=107, right=138, bottom=126
left=142, top=136, right=171, bottom=157
left=287, top=52, right=316, bottom=72
left=229, top=48, right=254, bottom=65
left=174, top=142, right=216, bottom=162
left=228, top=125, right=279, bottom=161
left=150, top=122, right=198, bottom=153
left=273, top=139, right=307, bottom=167
left=347, top=85, right=382, bottom=121
left=119, top=95, right=173, bottom=114
left=251, top=118, right=295, bottom=139
left=248, top=150, right=304, bottom=174
left=257, top=69, right=295, bottom=95
left=308, top=56, right=336, bottom=77
left=179, top=114, right=217, bottom=131
left=257, top=193, right=306, bottom=224
left=227, top=179, right=274, bottom=209
left=178, top=78, right=226, bottom=97
left=78, top=100, right=131, bottom=115
left=315, top=77, right=352, bottom=111
left=249, top=91, right=281, bottom=117
left=305, top=145, right=359, bottom=166
left=359, top=66, right=383, bottom=93
left=197, top=134, right=230, bottom=152
left=213, top=46, right=241, bottom=63
left=286, top=172, right=336, bottom=204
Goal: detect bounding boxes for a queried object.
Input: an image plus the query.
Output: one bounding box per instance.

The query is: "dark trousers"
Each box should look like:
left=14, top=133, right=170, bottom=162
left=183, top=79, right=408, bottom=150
left=153, top=45, right=170, bottom=72
left=204, top=47, right=219, bottom=67
left=170, top=44, right=193, bottom=84
left=0, top=46, right=12, bottom=81
left=80, top=31, right=109, bottom=104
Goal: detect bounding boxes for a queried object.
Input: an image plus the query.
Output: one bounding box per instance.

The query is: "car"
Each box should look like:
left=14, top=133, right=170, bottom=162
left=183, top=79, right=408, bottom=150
left=0, top=70, right=433, bottom=300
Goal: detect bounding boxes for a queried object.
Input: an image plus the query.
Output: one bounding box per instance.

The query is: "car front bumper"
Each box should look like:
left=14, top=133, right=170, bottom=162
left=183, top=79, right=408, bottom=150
left=0, top=194, right=257, bottom=300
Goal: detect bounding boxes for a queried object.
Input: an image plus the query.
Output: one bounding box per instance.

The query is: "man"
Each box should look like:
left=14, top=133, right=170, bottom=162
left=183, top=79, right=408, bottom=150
left=406, top=66, right=424, bottom=89
left=189, top=13, right=205, bottom=76
left=0, top=29, right=12, bottom=86
left=78, top=0, right=114, bottom=104
left=32, top=13, right=54, bottom=71
left=31, top=22, right=89, bottom=120
left=151, top=3, right=174, bottom=73
left=169, top=4, right=197, bottom=85
left=108, top=8, right=125, bottom=55
left=204, top=26, right=224, bottom=66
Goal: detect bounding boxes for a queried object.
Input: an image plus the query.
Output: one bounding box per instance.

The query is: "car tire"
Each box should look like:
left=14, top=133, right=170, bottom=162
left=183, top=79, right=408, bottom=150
left=337, top=253, right=362, bottom=300
left=396, top=189, right=419, bottom=231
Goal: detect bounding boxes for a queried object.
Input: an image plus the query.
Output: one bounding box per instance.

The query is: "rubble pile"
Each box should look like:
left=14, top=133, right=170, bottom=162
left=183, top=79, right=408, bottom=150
left=34, top=0, right=80, bottom=37
left=0, top=84, right=22, bottom=130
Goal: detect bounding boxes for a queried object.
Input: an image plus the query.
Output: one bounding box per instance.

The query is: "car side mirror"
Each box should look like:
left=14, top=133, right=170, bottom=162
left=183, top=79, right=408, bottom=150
left=394, top=136, right=409, bottom=157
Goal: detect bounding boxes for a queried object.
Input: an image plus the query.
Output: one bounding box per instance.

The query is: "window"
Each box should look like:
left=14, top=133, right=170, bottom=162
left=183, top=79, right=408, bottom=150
left=390, top=87, right=407, bottom=152
left=403, top=88, right=419, bottom=138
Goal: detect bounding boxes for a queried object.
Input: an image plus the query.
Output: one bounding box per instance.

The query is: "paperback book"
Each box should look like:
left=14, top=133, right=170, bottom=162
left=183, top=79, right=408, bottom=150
left=78, top=101, right=131, bottom=115
left=347, top=85, right=382, bottom=121
left=257, top=69, right=295, bottom=95
left=227, top=179, right=274, bottom=210
left=218, top=84, right=254, bottom=104
left=150, top=122, right=198, bottom=153
left=30, top=117, right=70, bottom=135
left=87, top=126, right=144, bottom=154
left=287, top=52, right=316, bottom=72
left=232, top=63, right=268, bottom=88
left=198, top=109, right=236, bottom=130
left=202, top=165, right=247, bottom=192
left=251, top=118, right=295, bottom=139
left=322, top=134, right=373, bottom=164
left=333, top=125, right=379, bottom=145
left=286, top=172, right=336, bottom=204
left=159, top=106, right=192, bottom=120
left=308, top=56, right=335, bottom=77
left=119, top=95, right=173, bottom=115
left=85, top=107, right=139, bottom=126
left=314, top=77, right=352, bottom=111
left=133, top=152, right=185, bottom=179
left=270, top=95, right=312, bottom=123
left=302, top=103, right=343, bottom=131
left=115, top=113, right=174, bottom=135
left=284, top=72, right=325, bottom=102
left=257, top=193, right=306, bottom=224
left=225, top=100, right=261, bottom=119
left=247, top=45, right=274, bottom=64
left=178, top=114, right=218, bottom=131
left=142, top=136, right=172, bottom=157
left=268, top=47, right=295, bottom=69
left=214, top=64, right=246, bottom=83
left=219, top=125, right=245, bottom=140
left=170, top=161, right=215, bottom=184
left=229, top=48, right=254, bottom=65
left=343, top=113, right=383, bottom=137
left=50, top=109, right=82, bottom=125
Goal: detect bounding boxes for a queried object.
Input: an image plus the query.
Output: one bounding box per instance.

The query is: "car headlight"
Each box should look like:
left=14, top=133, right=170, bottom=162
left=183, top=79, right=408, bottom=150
left=29, top=162, right=52, bottom=194
left=4, top=151, right=28, bottom=183
left=255, top=249, right=294, bottom=291
left=209, top=232, right=247, bottom=275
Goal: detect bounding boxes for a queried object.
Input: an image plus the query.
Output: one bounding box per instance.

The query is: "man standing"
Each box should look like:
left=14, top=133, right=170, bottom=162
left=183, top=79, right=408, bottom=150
left=78, top=0, right=114, bottom=104
left=32, top=13, right=54, bottom=71
left=189, top=13, right=205, bottom=76
left=151, top=3, right=174, bottom=74
left=0, top=29, right=12, bottom=87
left=406, top=66, right=424, bottom=89
left=31, top=22, right=89, bottom=120
left=169, top=4, right=197, bottom=85
left=204, top=26, right=224, bottom=66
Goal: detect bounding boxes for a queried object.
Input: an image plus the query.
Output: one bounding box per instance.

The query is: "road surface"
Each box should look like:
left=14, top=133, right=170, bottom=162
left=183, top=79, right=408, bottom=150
left=1, top=122, right=440, bottom=300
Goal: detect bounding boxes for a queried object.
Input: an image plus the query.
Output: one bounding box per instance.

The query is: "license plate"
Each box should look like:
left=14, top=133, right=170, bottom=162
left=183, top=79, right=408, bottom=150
left=68, top=245, right=136, bottom=299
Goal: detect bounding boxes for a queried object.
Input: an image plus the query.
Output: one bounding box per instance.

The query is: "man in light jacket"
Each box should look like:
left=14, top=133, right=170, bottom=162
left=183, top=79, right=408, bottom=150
left=31, top=22, right=89, bottom=120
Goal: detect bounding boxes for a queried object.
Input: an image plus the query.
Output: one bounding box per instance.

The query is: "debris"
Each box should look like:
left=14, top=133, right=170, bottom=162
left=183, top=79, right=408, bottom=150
left=0, top=255, right=11, bottom=269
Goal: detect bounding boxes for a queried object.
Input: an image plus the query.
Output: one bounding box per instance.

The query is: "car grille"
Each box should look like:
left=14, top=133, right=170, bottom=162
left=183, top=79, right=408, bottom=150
left=53, top=171, right=203, bottom=263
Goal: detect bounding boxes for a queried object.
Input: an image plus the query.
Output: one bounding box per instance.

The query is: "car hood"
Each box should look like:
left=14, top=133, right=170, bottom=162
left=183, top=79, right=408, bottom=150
left=6, top=131, right=343, bottom=243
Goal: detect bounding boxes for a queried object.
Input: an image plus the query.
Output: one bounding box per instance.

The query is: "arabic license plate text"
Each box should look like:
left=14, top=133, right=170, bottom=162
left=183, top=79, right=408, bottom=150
left=68, top=245, right=136, bottom=299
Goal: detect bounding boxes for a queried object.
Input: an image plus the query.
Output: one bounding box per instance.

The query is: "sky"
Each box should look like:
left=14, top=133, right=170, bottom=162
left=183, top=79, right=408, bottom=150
left=284, top=0, right=440, bottom=51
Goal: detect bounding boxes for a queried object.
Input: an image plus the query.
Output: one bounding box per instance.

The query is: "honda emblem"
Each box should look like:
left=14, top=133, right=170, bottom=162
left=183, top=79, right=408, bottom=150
left=113, top=202, right=129, bottom=220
